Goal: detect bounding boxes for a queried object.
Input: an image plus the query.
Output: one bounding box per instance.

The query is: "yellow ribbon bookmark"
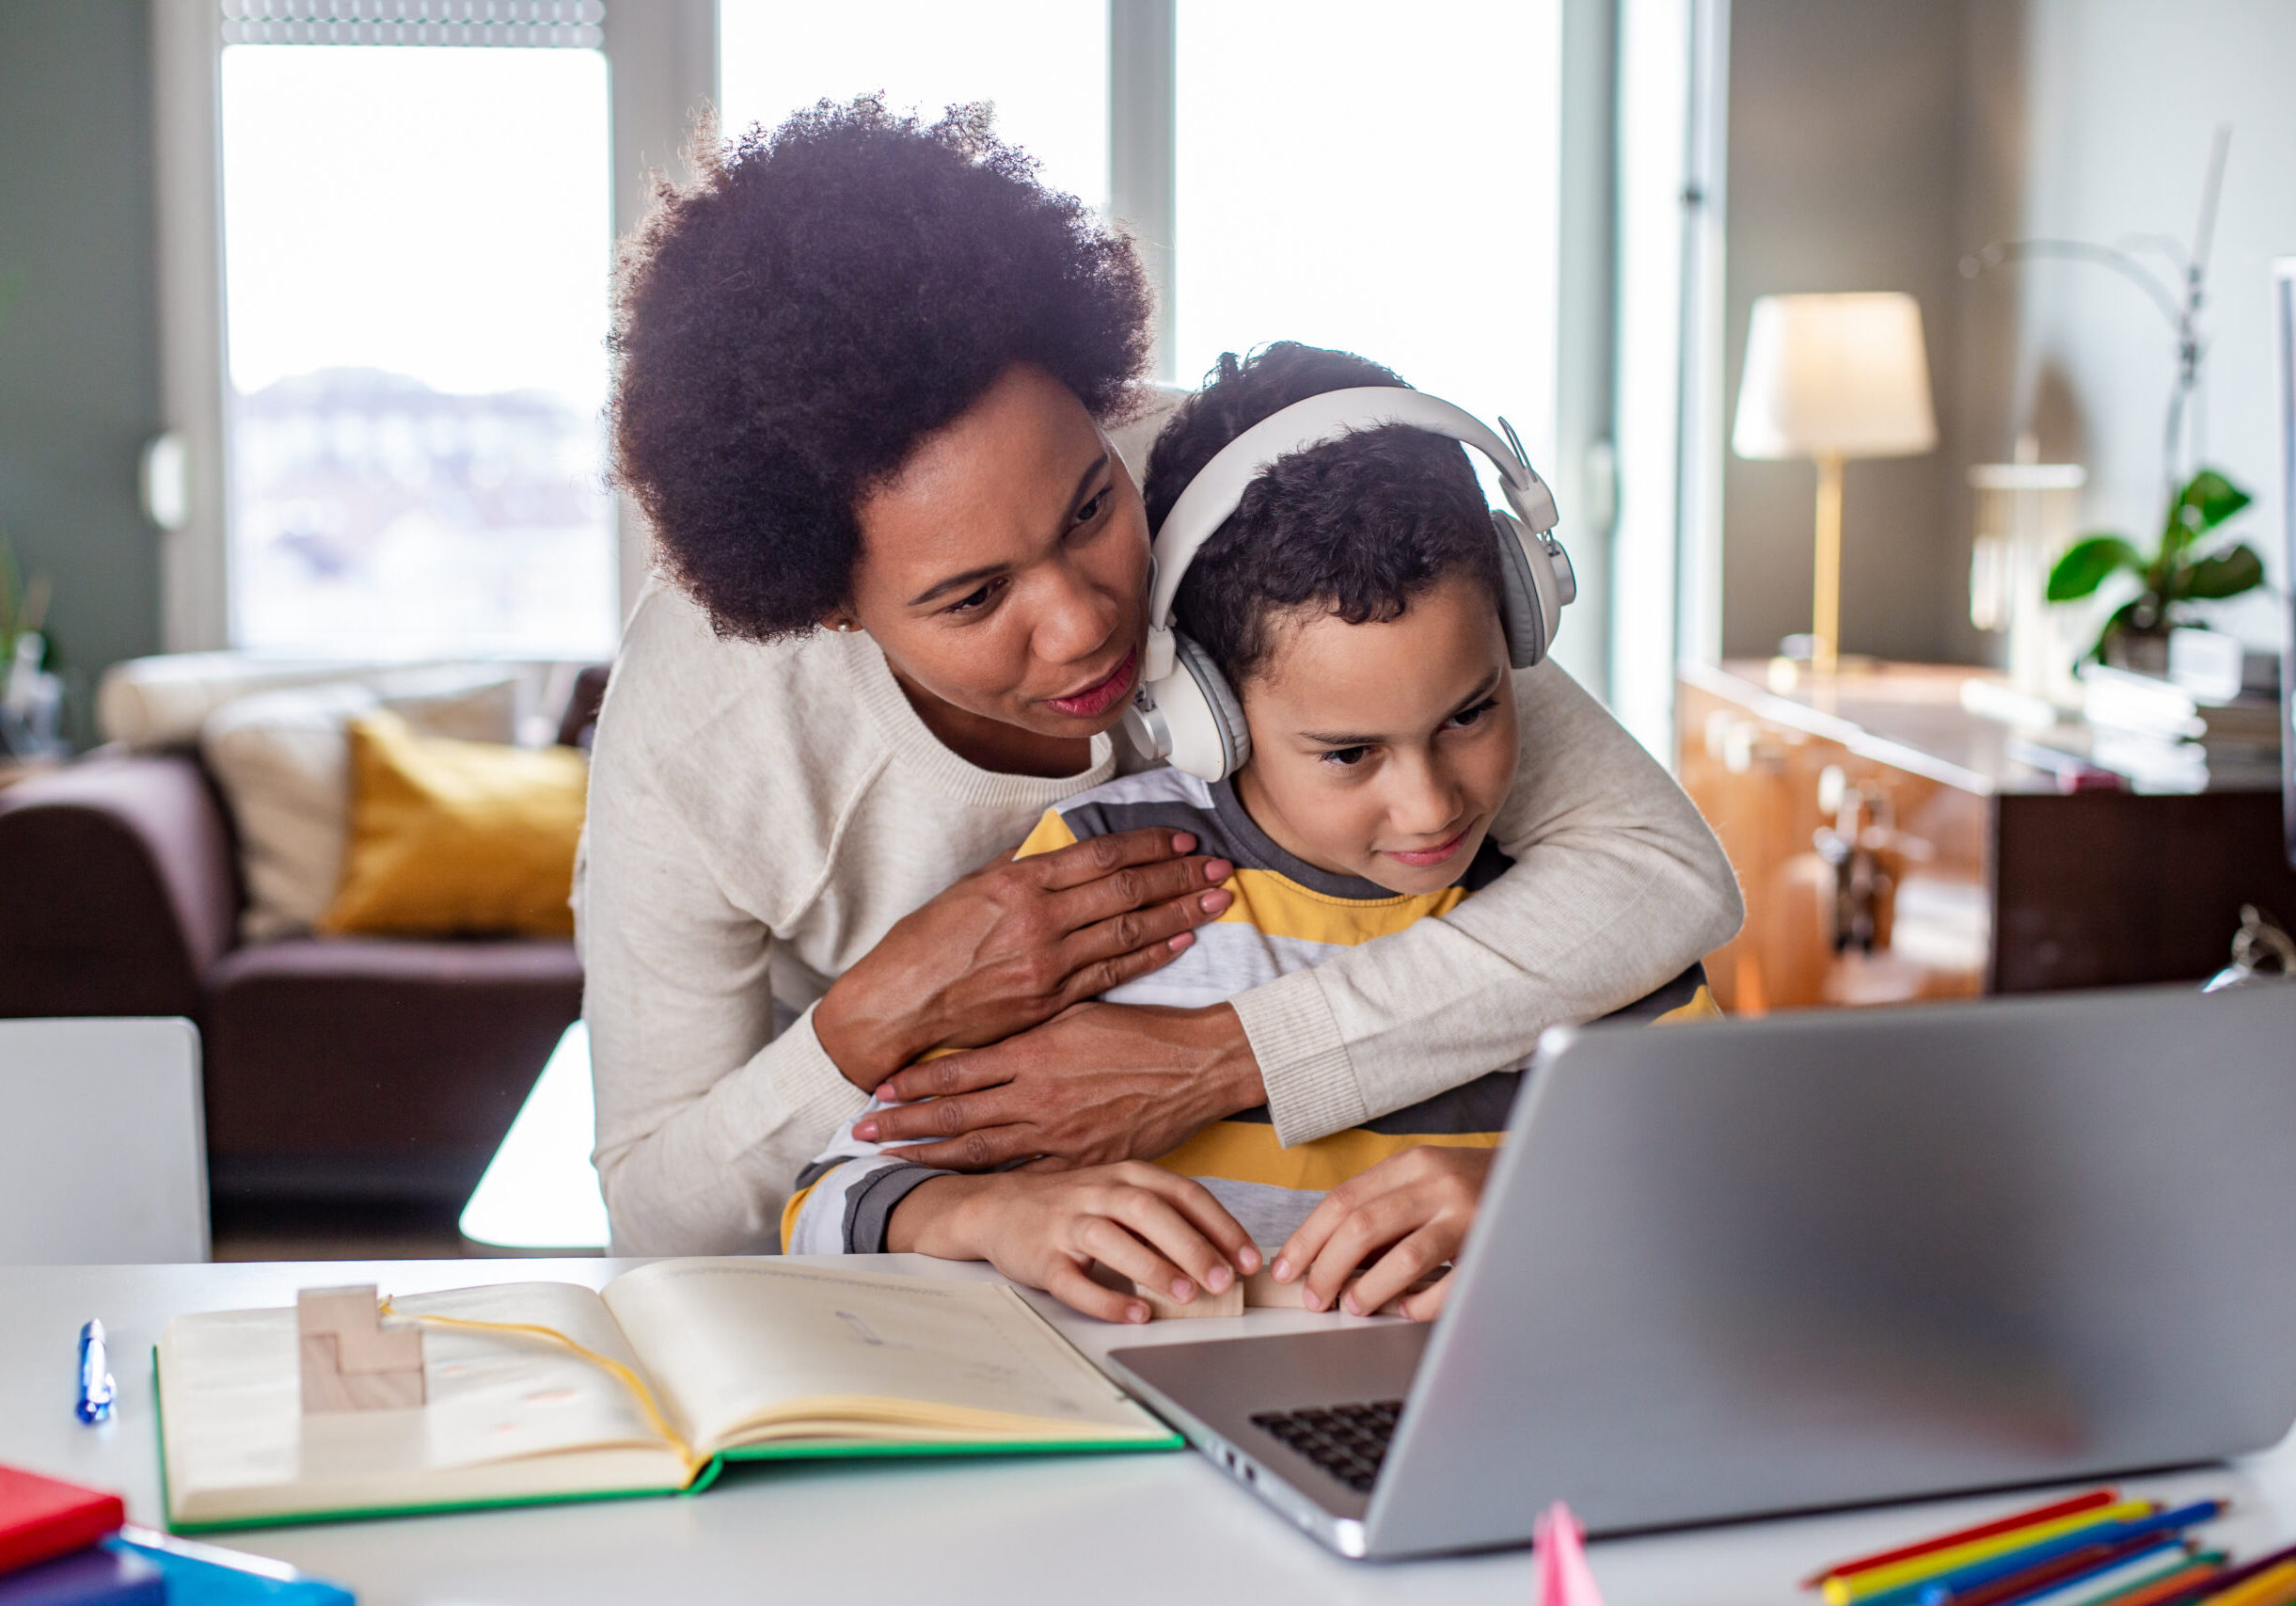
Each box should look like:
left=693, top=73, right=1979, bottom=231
left=1827, top=1500, right=2158, bottom=1602
left=377, top=1297, right=706, bottom=1479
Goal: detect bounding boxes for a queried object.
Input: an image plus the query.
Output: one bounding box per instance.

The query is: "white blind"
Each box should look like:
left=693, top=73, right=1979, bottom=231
left=218, top=1, right=604, bottom=48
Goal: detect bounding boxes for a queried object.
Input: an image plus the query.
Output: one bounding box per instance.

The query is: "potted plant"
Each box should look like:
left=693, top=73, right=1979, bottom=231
left=2043, top=467, right=2265, bottom=672
left=0, top=533, right=62, bottom=759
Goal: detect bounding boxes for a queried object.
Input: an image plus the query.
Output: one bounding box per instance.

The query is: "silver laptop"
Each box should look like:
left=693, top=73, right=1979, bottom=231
left=1104, top=984, right=2296, bottom=1559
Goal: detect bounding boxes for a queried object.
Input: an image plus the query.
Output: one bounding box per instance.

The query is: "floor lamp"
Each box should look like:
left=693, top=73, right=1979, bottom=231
left=1732, top=293, right=1937, bottom=674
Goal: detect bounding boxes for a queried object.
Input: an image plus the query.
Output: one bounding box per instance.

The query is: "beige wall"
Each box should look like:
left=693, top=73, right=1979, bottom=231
left=2009, top=0, right=2295, bottom=654
left=1721, top=0, right=2295, bottom=666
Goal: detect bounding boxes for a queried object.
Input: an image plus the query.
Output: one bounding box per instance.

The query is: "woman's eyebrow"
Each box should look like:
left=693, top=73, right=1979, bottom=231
left=905, top=451, right=1113, bottom=608
left=908, top=563, right=1007, bottom=608
left=1066, top=449, right=1113, bottom=511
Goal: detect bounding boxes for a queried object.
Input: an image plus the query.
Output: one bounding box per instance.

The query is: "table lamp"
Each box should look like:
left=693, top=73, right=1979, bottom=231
left=1732, top=292, right=1937, bottom=673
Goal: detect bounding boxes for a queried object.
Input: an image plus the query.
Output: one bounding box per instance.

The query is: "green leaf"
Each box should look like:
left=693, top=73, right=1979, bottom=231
left=2048, top=534, right=2142, bottom=601
left=2084, top=598, right=2146, bottom=665
left=2181, top=542, right=2267, bottom=600
left=2162, top=468, right=2252, bottom=552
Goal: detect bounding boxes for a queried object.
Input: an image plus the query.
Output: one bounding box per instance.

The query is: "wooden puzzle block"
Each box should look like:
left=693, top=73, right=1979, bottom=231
left=1239, top=1268, right=1434, bottom=1315
left=1087, top=1262, right=1246, bottom=1320
left=297, top=1284, right=426, bottom=1413
left=1085, top=1264, right=1449, bottom=1320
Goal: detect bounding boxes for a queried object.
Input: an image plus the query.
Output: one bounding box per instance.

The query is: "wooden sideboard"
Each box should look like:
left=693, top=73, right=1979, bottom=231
left=1677, top=660, right=2296, bottom=1013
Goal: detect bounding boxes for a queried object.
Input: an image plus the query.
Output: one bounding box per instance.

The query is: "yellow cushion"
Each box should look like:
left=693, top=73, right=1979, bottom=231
left=319, top=711, right=588, bottom=939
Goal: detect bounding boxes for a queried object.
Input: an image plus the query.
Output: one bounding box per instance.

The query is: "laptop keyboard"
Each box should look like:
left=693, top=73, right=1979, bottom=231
left=1247, top=1400, right=1404, bottom=1492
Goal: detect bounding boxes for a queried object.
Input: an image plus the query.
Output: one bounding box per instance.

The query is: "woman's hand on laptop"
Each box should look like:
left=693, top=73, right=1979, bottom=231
left=1270, top=1148, right=1496, bottom=1322
left=884, top=1164, right=1263, bottom=1324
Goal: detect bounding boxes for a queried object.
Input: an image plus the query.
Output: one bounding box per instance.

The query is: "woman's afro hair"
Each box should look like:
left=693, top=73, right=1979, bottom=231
left=1142, top=342, right=1500, bottom=688
left=611, top=96, right=1151, bottom=641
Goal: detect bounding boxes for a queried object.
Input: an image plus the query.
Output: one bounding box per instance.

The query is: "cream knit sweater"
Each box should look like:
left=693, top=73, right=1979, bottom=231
left=578, top=579, right=1743, bottom=1254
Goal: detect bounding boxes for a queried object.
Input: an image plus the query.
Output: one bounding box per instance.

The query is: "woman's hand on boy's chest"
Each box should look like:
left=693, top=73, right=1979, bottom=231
left=813, top=826, right=1233, bottom=1089
left=857, top=1001, right=1263, bottom=1172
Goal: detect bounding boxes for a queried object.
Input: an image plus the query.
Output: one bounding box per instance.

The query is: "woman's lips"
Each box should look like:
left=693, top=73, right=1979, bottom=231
left=1043, top=646, right=1139, bottom=719
left=1383, top=824, right=1475, bottom=870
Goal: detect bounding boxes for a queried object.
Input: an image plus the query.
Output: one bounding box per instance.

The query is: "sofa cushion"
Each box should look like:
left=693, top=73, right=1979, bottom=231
left=200, top=935, right=581, bottom=1202
left=97, top=653, right=475, bottom=751
left=321, top=712, right=587, bottom=939
left=200, top=667, right=521, bottom=942
left=0, top=755, right=239, bottom=1019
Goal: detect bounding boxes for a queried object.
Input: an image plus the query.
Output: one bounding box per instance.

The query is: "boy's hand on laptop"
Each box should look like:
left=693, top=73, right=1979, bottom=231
left=1270, top=1148, right=1496, bottom=1322
left=815, top=829, right=1235, bottom=1089
left=885, top=1165, right=1262, bottom=1324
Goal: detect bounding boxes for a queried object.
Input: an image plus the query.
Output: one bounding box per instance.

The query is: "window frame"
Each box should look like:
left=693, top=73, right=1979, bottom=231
left=149, top=0, right=713, bottom=655
left=155, top=1, right=1627, bottom=706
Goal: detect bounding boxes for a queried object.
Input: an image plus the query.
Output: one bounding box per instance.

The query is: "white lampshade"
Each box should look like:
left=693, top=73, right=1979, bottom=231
left=1732, top=292, right=1938, bottom=461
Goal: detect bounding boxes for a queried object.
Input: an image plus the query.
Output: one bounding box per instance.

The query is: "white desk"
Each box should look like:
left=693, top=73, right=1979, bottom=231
left=6, top=1257, right=2295, bottom=1606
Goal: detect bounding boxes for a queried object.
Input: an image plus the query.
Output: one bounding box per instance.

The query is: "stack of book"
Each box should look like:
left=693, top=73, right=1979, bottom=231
left=2079, top=664, right=2283, bottom=793
left=0, top=1464, right=351, bottom=1604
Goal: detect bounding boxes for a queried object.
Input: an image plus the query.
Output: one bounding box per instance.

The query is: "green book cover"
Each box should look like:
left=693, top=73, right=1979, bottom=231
left=151, top=1262, right=1182, bottom=1534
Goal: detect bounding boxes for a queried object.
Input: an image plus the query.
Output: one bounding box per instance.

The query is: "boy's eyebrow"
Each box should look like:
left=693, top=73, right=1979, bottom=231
left=906, top=451, right=1113, bottom=607
left=1294, top=671, right=1504, bottom=747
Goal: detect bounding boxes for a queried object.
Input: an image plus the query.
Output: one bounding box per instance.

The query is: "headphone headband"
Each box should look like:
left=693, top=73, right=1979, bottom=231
left=1144, top=387, right=1560, bottom=676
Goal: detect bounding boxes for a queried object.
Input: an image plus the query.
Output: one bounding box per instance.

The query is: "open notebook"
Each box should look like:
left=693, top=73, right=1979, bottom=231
left=155, top=1259, right=1178, bottom=1533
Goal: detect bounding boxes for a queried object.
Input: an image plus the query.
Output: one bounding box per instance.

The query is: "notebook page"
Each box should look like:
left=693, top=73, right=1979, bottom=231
left=600, top=1259, right=1164, bottom=1455
left=160, top=1281, right=689, bottom=1524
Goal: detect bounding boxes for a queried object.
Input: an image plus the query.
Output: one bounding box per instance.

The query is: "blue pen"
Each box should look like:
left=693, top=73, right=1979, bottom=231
left=1862, top=1499, right=2225, bottom=1606
left=76, top=1319, right=116, bottom=1423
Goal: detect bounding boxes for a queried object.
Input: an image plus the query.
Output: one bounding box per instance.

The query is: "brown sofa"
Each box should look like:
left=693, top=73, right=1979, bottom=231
left=0, top=667, right=609, bottom=1205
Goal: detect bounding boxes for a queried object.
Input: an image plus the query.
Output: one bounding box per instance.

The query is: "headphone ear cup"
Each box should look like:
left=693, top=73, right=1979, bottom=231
left=1164, top=634, right=1250, bottom=782
left=1493, top=511, right=1551, bottom=670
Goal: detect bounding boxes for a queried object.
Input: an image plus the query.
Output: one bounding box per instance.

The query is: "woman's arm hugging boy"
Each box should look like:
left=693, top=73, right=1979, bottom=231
left=785, top=343, right=1718, bottom=1322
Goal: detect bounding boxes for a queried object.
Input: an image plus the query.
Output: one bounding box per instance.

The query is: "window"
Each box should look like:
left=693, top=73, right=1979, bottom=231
left=179, top=5, right=1575, bottom=663
left=718, top=1, right=1109, bottom=211
left=1172, top=0, right=1561, bottom=462
left=218, top=38, right=617, bottom=658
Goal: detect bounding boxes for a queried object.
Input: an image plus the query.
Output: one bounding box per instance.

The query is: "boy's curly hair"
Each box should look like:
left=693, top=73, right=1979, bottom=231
left=1142, top=342, right=1500, bottom=688
left=611, top=97, right=1151, bottom=641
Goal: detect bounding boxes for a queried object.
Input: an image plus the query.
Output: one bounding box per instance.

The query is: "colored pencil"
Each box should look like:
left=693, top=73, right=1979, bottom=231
left=1833, top=1503, right=2159, bottom=1602
left=2199, top=1560, right=2296, bottom=1606
left=2019, top=1544, right=2206, bottom=1606
left=1855, top=1503, right=2227, bottom=1606
left=1929, top=1536, right=2193, bottom=1606
left=1809, top=1492, right=2127, bottom=1588
left=2091, top=1559, right=2232, bottom=1606
left=2147, top=1541, right=2296, bottom=1606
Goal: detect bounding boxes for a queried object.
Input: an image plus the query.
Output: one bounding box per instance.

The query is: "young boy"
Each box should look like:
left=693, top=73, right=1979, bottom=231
left=784, top=343, right=1715, bottom=1323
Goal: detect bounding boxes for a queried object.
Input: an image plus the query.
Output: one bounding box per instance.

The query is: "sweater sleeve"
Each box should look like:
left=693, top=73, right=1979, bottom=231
left=781, top=1094, right=955, bottom=1254
left=1230, top=659, right=1744, bottom=1146
left=579, top=715, right=869, bottom=1256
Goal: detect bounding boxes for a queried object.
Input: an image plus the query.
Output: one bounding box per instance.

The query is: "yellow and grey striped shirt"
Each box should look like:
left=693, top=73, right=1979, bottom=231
left=784, top=768, right=1718, bottom=1255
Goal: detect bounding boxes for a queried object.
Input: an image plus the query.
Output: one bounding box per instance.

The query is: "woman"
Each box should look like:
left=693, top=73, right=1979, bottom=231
left=585, top=98, right=1741, bottom=1256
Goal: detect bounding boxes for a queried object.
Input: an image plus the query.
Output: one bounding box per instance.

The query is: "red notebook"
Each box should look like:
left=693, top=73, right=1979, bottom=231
left=0, top=1466, right=124, bottom=1577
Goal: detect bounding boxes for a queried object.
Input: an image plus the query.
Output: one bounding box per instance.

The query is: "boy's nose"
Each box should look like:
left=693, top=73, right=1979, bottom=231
left=1387, top=766, right=1465, bottom=839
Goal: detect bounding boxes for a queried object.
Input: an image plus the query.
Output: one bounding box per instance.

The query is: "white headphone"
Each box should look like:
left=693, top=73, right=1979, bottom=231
left=1121, top=387, right=1576, bottom=781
